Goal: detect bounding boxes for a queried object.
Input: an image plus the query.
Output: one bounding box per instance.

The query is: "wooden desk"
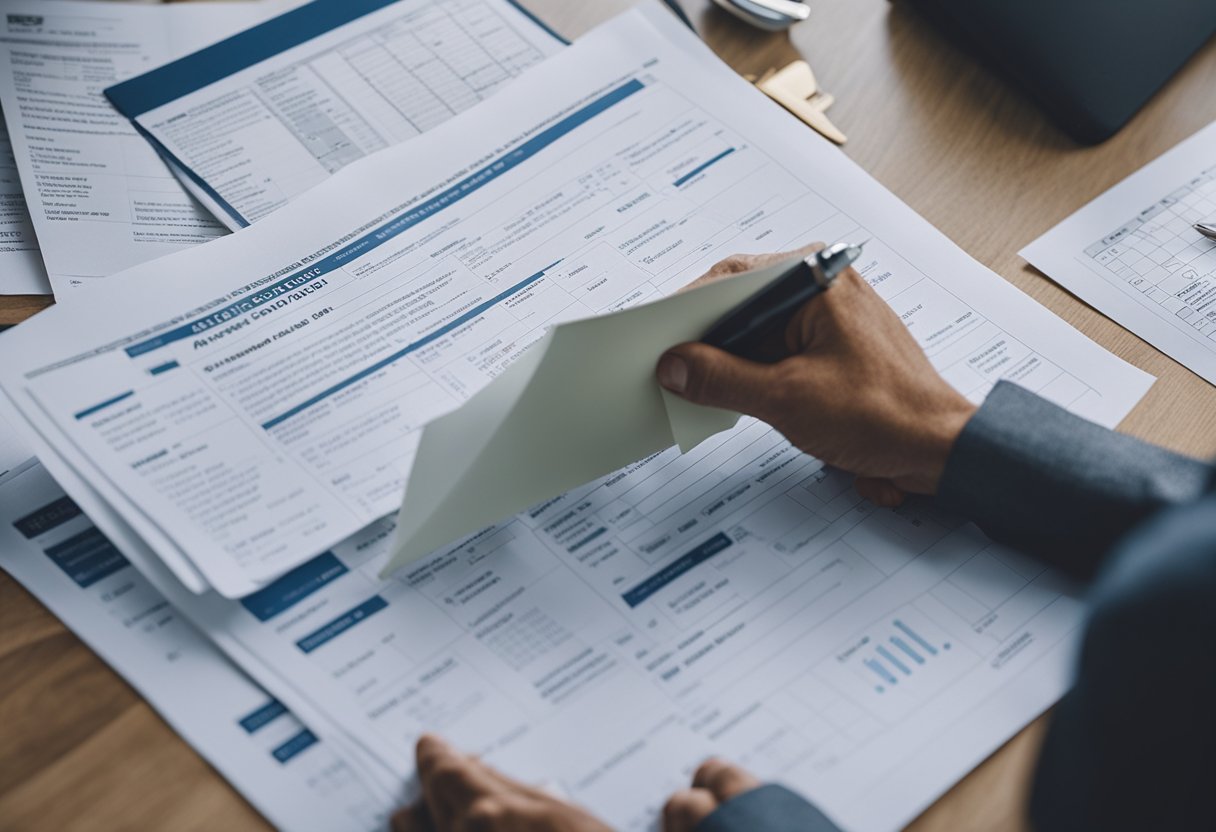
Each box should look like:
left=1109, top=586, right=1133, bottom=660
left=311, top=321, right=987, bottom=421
left=2, top=1, right=1214, bottom=828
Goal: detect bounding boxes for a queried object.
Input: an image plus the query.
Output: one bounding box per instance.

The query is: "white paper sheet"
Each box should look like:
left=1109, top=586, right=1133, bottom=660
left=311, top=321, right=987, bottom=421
left=388, top=258, right=795, bottom=571
left=0, top=459, right=400, bottom=832
left=164, top=452, right=1090, bottom=832
left=0, top=4, right=1152, bottom=599
left=0, top=0, right=301, bottom=294
left=0, top=6, right=1157, bottom=831
left=108, top=0, right=563, bottom=228
left=0, top=106, right=48, bottom=294
left=1022, top=121, right=1216, bottom=383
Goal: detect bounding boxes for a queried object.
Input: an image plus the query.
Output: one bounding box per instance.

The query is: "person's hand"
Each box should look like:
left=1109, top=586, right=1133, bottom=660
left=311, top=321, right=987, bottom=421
left=391, top=735, right=612, bottom=832
left=662, top=758, right=762, bottom=832
left=658, top=248, right=977, bottom=505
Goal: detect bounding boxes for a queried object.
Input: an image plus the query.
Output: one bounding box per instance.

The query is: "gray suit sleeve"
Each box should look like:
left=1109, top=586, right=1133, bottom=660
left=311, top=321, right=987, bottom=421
left=936, top=381, right=1210, bottom=578
left=694, top=784, right=842, bottom=832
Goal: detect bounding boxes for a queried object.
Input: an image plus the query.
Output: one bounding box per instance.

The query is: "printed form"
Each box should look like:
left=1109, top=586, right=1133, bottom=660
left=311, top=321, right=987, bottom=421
left=106, top=0, right=563, bottom=229
left=0, top=109, right=47, bottom=293
left=0, top=0, right=291, bottom=293
left=0, top=0, right=554, bottom=293
left=1023, top=121, right=1216, bottom=383
left=0, top=8, right=1156, bottom=830
left=0, top=7, right=1151, bottom=597
left=0, top=460, right=400, bottom=831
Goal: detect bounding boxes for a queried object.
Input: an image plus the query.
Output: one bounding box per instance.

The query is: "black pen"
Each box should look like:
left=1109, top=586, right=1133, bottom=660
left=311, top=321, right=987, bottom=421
left=701, top=240, right=867, bottom=361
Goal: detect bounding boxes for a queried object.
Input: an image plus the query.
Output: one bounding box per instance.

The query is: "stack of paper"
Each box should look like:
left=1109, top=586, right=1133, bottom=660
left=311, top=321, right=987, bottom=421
left=0, top=2, right=1159, bottom=830
left=0, top=0, right=561, bottom=294
left=0, top=115, right=46, bottom=293
left=0, top=424, right=401, bottom=831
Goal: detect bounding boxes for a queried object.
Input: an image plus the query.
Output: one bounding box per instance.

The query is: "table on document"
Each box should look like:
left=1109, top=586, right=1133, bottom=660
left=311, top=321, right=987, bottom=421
left=1023, top=120, right=1216, bottom=383
left=109, top=0, right=563, bottom=226
left=1086, top=168, right=1216, bottom=336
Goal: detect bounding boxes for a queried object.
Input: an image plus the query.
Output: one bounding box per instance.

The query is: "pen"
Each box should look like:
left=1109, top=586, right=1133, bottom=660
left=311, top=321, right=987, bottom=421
left=1196, top=220, right=1216, bottom=242
left=701, top=240, right=866, bottom=361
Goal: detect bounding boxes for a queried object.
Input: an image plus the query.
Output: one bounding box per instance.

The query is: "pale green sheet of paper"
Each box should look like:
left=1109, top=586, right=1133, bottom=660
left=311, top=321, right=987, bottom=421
left=383, top=256, right=800, bottom=576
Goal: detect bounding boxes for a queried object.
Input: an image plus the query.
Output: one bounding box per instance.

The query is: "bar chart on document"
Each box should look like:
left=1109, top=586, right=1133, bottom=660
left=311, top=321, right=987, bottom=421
left=1, top=11, right=1149, bottom=829
left=527, top=452, right=1076, bottom=771
left=205, top=422, right=1082, bottom=827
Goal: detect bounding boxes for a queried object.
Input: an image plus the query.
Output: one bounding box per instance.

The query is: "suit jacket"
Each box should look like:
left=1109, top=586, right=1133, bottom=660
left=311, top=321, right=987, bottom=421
left=697, top=381, right=1216, bottom=831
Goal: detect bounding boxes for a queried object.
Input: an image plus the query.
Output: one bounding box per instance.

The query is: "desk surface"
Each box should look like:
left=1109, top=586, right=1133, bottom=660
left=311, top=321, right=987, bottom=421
left=2, top=1, right=1214, bottom=828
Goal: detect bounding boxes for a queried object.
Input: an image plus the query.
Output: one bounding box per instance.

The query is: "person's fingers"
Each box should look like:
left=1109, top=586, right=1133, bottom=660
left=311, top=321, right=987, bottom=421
left=691, top=758, right=761, bottom=802
left=460, top=795, right=514, bottom=832
left=783, top=266, right=871, bottom=353
left=416, top=734, right=499, bottom=828
left=680, top=243, right=825, bottom=292
left=657, top=342, right=786, bottom=420
left=662, top=787, right=719, bottom=832
left=477, top=759, right=551, bottom=801
left=854, top=476, right=907, bottom=507
left=391, top=802, right=434, bottom=832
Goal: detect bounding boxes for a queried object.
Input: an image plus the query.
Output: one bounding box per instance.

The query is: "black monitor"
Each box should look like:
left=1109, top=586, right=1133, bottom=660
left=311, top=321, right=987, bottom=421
left=900, top=0, right=1216, bottom=144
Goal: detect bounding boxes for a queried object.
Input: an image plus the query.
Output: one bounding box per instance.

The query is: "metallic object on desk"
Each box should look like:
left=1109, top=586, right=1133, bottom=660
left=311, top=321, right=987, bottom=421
left=753, top=61, right=846, bottom=145
left=711, top=0, right=810, bottom=31
left=1196, top=220, right=1216, bottom=242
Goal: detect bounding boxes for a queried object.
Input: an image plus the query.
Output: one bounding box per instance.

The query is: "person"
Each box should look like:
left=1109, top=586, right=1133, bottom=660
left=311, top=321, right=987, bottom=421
left=391, top=248, right=1216, bottom=832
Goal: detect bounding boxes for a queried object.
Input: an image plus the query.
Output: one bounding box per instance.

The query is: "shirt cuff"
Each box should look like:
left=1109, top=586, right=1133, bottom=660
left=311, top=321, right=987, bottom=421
left=695, top=784, right=842, bottom=832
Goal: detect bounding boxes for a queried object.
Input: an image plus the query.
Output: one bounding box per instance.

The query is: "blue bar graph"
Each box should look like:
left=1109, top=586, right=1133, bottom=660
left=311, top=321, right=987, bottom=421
left=865, top=658, right=898, bottom=686
left=890, top=635, right=925, bottom=664
left=876, top=645, right=911, bottom=676
left=894, top=619, right=937, bottom=656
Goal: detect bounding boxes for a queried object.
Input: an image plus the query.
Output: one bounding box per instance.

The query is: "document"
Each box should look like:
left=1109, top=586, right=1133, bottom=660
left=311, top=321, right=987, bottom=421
left=170, top=442, right=1090, bottom=832
left=106, top=0, right=563, bottom=229
left=0, top=108, right=48, bottom=294
left=0, top=8, right=1159, bottom=830
left=0, top=458, right=400, bottom=831
left=389, top=258, right=796, bottom=571
left=0, top=0, right=299, bottom=293
left=1022, top=121, right=1216, bottom=383
left=0, top=6, right=1152, bottom=598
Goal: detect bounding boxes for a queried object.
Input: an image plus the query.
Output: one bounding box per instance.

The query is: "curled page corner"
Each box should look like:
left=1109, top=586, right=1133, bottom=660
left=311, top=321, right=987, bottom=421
left=382, top=256, right=799, bottom=577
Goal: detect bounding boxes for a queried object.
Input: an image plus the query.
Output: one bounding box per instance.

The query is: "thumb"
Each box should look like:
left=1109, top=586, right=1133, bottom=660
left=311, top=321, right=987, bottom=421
left=657, top=342, right=782, bottom=420
left=853, top=476, right=907, bottom=507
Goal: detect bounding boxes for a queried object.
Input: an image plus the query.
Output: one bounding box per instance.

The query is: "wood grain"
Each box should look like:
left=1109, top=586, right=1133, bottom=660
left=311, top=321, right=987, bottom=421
left=1, top=0, right=1213, bottom=829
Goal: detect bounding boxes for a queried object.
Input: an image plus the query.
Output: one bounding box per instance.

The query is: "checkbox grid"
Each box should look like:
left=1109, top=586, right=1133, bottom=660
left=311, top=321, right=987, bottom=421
left=1086, top=167, right=1216, bottom=338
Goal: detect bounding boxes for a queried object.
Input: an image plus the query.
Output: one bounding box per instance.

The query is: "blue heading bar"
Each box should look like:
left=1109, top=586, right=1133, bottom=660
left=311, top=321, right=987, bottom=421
left=108, top=0, right=411, bottom=118
left=238, top=698, right=288, bottom=733
left=240, top=552, right=348, bottom=622
left=272, top=728, right=319, bottom=763
left=261, top=261, right=555, bottom=430
left=123, top=78, right=644, bottom=358
left=295, top=596, right=388, bottom=653
left=44, top=528, right=130, bottom=589
left=106, top=0, right=566, bottom=119
left=13, top=496, right=83, bottom=539
left=74, top=391, right=134, bottom=420
left=622, top=532, right=732, bottom=608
